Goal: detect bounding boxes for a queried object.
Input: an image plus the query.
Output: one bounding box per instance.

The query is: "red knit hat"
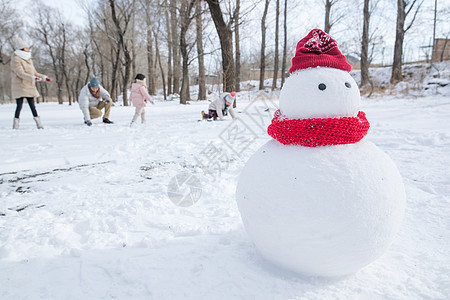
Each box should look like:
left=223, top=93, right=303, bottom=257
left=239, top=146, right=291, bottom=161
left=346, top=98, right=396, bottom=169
left=289, top=29, right=351, bottom=74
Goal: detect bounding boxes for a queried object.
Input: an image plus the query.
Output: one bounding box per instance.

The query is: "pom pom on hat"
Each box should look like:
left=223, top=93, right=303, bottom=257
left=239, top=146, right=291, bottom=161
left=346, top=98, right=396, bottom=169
left=89, top=77, right=100, bottom=88
left=289, top=29, right=351, bottom=74
left=15, top=37, right=30, bottom=50
left=230, top=92, right=236, bottom=97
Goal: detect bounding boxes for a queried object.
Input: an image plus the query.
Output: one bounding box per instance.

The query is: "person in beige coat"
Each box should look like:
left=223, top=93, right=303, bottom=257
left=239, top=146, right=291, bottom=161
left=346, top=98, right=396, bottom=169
left=11, top=37, right=51, bottom=129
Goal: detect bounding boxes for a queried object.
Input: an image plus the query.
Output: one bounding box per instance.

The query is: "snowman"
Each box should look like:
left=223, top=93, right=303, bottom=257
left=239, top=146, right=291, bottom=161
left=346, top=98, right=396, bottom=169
left=236, top=29, right=406, bottom=277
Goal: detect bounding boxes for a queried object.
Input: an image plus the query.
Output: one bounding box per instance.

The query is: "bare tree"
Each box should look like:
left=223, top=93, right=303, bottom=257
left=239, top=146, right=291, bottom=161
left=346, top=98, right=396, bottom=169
left=33, top=3, right=66, bottom=104
left=272, top=0, right=280, bottom=90
left=85, top=5, right=122, bottom=102
left=141, top=0, right=156, bottom=94
left=259, top=0, right=270, bottom=90
left=360, top=0, right=370, bottom=87
left=179, top=0, right=197, bottom=104
left=146, top=8, right=167, bottom=99
left=196, top=0, right=206, bottom=100
left=281, top=0, right=287, bottom=88
left=170, top=0, right=182, bottom=95
left=0, top=0, right=22, bottom=100
left=131, top=16, right=137, bottom=81
left=82, top=43, right=91, bottom=84
left=233, top=0, right=258, bottom=93
left=108, top=0, right=135, bottom=106
left=324, top=0, right=344, bottom=33
left=234, top=0, right=241, bottom=92
left=154, top=27, right=167, bottom=99
left=60, top=23, right=75, bottom=105
left=69, top=34, right=86, bottom=103
left=0, top=0, right=21, bottom=64
left=391, top=0, right=423, bottom=84
left=163, top=0, right=173, bottom=95
left=324, top=0, right=333, bottom=32
left=206, top=0, right=235, bottom=93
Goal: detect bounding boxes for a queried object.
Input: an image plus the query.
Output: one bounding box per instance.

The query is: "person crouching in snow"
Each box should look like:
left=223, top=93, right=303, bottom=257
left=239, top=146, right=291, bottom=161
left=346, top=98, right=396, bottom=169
left=78, top=77, right=114, bottom=126
left=129, top=74, right=154, bottom=126
left=202, top=92, right=236, bottom=121
left=11, top=37, right=51, bottom=129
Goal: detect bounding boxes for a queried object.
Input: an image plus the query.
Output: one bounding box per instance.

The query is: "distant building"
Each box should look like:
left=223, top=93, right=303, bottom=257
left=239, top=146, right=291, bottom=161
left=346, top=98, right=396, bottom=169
left=346, top=55, right=360, bottom=69
left=192, top=74, right=219, bottom=85
left=432, top=39, right=450, bottom=61
left=248, top=68, right=284, bottom=81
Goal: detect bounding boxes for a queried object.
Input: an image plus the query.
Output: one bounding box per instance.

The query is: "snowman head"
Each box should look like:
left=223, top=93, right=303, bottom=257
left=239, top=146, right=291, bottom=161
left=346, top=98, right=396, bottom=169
left=280, top=29, right=360, bottom=119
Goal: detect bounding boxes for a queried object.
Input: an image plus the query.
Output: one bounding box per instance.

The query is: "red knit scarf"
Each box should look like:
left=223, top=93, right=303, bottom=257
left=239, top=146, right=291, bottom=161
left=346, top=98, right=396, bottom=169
left=267, top=110, right=370, bottom=147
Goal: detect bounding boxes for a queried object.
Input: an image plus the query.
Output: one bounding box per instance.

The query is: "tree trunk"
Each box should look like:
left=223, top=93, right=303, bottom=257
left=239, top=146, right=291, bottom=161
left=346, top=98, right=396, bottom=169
left=186, top=71, right=190, bottom=101
left=48, top=44, right=63, bottom=104
left=360, top=0, right=370, bottom=87
left=111, top=46, right=121, bottom=102
left=170, top=0, right=181, bottom=95
left=179, top=0, right=196, bottom=104
left=145, top=0, right=156, bottom=95
left=391, top=0, right=406, bottom=84
left=150, top=32, right=156, bottom=94
left=83, top=47, right=90, bottom=84
left=259, top=0, right=270, bottom=90
left=146, top=28, right=155, bottom=95
left=73, top=67, right=81, bottom=103
left=206, top=0, right=235, bottom=92
left=109, top=0, right=133, bottom=106
left=281, top=0, right=287, bottom=88
left=64, top=79, right=72, bottom=105
left=131, top=16, right=137, bottom=79
left=56, top=79, right=63, bottom=104
left=234, top=0, right=241, bottom=92
left=180, top=51, right=189, bottom=103
left=60, top=24, right=72, bottom=105
left=155, top=33, right=167, bottom=100
left=324, top=0, right=332, bottom=33
left=196, top=0, right=206, bottom=100
left=91, top=33, right=105, bottom=87
left=165, top=1, right=173, bottom=95
left=37, top=25, right=63, bottom=104
left=123, top=58, right=131, bottom=106
left=272, top=0, right=280, bottom=90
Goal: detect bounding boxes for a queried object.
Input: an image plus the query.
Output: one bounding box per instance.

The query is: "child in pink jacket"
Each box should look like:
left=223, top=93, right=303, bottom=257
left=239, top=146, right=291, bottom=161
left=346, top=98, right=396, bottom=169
left=129, top=73, right=154, bottom=125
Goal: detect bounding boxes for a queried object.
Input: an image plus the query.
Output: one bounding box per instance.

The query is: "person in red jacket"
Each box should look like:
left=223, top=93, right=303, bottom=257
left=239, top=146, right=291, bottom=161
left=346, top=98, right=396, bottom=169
left=129, top=74, right=154, bottom=126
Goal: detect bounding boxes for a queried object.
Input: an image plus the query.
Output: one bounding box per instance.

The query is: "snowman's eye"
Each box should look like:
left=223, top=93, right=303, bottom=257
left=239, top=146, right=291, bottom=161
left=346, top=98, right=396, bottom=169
left=345, top=82, right=351, bottom=88
left=318, top=83, right=326, bottom=91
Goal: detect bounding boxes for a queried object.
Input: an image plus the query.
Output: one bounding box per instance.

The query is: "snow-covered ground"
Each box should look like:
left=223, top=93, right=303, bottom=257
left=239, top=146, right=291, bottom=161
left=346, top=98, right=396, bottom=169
left=0, top=92, right=449, bottom=299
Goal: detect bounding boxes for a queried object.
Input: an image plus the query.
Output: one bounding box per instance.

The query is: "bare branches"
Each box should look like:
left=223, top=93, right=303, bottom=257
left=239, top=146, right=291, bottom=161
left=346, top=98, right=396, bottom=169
left=405, top=0, right=424, bottom=32
left=391, top=0, right=424, bottom=84
left=206, top=0, right=236, bottom=92
left=108, top=0, right=136, bottom=106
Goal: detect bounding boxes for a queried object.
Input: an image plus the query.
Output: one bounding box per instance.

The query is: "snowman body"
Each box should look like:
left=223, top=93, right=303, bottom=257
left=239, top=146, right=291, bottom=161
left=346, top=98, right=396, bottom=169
left=236, top=66, right=406, bottom=277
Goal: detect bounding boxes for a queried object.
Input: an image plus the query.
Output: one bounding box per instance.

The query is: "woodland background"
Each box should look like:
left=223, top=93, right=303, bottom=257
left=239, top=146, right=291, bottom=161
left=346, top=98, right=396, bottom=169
left=0, top=0, right=449, bottom=105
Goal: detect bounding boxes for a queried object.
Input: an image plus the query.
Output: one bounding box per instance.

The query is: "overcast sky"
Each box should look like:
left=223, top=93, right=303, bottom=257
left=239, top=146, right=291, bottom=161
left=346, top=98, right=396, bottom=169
left=17, top=0, right=87, bottom=26
left=13, top=0, right=450, bottom=66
